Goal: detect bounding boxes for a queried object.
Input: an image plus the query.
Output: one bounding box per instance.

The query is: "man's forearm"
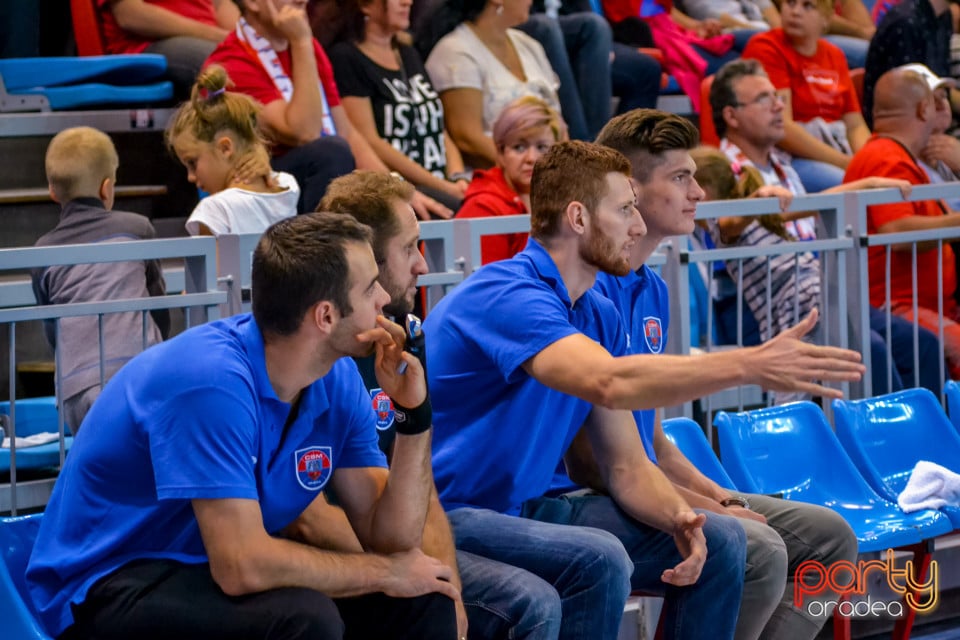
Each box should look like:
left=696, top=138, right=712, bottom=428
left=366, top=430, right=435, bottom=552
left=423, top=493, right=462, bottom=591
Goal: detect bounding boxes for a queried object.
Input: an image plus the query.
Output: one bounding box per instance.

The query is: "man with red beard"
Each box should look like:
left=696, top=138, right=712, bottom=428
left=422, top=140, right=865, bottom=640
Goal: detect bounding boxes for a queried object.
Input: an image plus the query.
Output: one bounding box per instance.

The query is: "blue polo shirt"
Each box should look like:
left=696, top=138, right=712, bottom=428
left=594, top=265, right=670, bottom=463
left=27, top=314, right=386, bottom=637
left=424, top=238, right=627, bottom=514
left=548, top=265, right=671, bottom=494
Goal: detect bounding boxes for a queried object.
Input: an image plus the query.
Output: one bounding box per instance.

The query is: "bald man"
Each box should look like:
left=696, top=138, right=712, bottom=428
left=844, top=67, right=960, bottom=380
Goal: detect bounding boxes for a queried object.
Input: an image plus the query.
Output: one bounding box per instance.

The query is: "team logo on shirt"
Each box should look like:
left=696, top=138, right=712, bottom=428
left=643, top=316, right=663, bottom=353
left=294, top=446, right=332, bottom=491
left=370, top=388, right=395, bottom=431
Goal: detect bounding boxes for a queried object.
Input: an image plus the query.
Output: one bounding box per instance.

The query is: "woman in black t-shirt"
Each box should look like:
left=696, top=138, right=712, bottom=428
left=329, top=0, right=470, bottom=209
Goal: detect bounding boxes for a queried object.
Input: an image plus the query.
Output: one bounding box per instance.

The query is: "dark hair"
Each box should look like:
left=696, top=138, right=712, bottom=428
left=320, top=170, right=415, bottom=263
left=595, top=108, right=699, bottom=184
left=412, top=0, right=486, bottom=59
left=710, top=58, right=767, bottom=139
left=252, top=212, right=373, bottom=336
left=530, top=140, right=632, bottom=241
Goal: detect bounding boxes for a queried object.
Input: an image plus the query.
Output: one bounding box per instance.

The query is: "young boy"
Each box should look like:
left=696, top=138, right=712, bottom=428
left=31, top=126, right=169, bottom=433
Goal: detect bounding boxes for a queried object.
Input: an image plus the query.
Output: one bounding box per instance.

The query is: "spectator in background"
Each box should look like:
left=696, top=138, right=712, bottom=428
left=167, top=65, right=299, bottom=236
left=31, top=127, right=168, bottom=432
left=601, top=0, right=738, bottom=112
left=422, top=0, right=562, bottom=168
left=845, top=66, right=960, bottom=380
left=742, top=0, right=870, bottom=192
left=863, top=0, right=954, bottom=129
left=679, top=0, right=780, bottom=32
left=517, top=0, right=662, bottom=140
left=710, top=58, right=945, bottom=395
left=99, top=0, right=239, bottom=96
left=327, top=0, right=470, bottom=211
left=206, top=0, right=451, bottom=218
left=458, top=96, right=566, bottom=264
left=911, top=63, right=960, bottom=211
left=821, top=0, right=873, bottom=69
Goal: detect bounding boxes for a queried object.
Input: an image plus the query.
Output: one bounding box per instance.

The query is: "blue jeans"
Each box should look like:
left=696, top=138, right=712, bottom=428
left=521, top=494, right=746, bottom=640
left=611, top=42, right=662, bottom=113
left=519, top=13, right=612, bottom=140
left=458, top=549, right=562, bottom=639
left=790, top=157, right=845, bottom=193
left=729, top=28, right=766, bottom=52
left=448, top=507, right=633, bottom=640
left=823, top=34, right=868, bottom=70
left=869, top=306, right=945, bottom=396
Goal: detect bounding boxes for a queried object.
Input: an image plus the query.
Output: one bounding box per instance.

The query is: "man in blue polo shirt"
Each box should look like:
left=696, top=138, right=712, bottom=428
left=591, top=109, right=859, bottom=640
left=27, top=213, right=458, bottom=640
left=424, top=140, right=866, bottom=640
left=321, top=170, right=564, bottom=640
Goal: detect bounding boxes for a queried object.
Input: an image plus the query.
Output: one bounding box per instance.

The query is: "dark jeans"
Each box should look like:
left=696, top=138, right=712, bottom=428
left=611, top=41, right=661, bottom=113
left=272, top=136, right=356, bottom=214
left=61, top=559, right=456, bottom=640
left=869, top=306, right=944, bottom=396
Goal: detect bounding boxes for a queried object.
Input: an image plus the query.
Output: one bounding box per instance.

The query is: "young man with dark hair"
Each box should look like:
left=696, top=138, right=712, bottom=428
left=594, top=108, right=859, bottom=640
left=423, top=139, right=865, bottom=639
left=27, top=212, right=458, bottom=640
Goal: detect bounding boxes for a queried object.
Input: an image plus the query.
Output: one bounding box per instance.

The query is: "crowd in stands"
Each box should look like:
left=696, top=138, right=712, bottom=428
left=7, top=0, right=960, bottom=638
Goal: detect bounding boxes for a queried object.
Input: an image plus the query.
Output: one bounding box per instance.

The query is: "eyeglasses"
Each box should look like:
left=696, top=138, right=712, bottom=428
left=733, top=92, right=784, bottom=109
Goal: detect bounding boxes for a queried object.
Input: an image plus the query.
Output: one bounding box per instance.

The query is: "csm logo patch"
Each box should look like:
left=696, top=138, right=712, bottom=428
left=643, top=316, right=663, bottom=353
left=370, top=388, right=395, bottom=431
left=294, top=446, right=332, bottom=491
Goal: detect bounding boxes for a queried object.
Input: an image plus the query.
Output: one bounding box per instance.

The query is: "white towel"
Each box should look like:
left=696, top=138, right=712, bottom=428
left=1, top=431, right=61, bottom=449
left=897, top=460, right=960, bottom=513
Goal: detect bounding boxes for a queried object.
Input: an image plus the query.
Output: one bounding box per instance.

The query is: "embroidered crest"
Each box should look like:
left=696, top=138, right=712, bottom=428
left=294, top=446, right=332, bottom=491
left=370, top=388, right=395, bottom=431
left=643, top=316, right=663, bottom=353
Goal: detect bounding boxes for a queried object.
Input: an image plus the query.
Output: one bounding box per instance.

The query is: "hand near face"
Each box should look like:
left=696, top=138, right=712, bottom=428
left=264, top=0, right=313, bottom=45
left=357, top=315, right=427, bottom=408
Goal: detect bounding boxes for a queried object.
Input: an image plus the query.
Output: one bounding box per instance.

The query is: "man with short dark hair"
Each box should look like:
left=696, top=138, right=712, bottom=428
left=27, top=212, right=458, bottom=640
left=593, top=108, right=859, bottom=640
left=709, top=58, right=945, bottom=396
left=424, top=139, right=865, bottom=640
left=321, top=170, right=563, bottom=639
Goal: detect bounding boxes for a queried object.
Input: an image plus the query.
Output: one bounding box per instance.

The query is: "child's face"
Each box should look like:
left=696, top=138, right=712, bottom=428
left=173, top=133, right=234, bottom=195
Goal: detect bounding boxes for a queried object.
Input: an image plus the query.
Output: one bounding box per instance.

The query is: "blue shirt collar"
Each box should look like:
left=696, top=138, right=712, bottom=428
left=237, top=314, right=330, bottom=416
left=519, top=237, right=575, bottom=308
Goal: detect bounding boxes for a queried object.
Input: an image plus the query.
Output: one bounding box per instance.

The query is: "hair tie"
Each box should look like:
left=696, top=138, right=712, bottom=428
left=730, top=160, right=743, bottom=178
left=206, top=87, right=226, bottom=101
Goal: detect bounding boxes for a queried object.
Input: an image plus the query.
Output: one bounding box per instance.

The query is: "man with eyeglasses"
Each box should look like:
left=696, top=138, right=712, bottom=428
left=710, top=57, right=947, bottom=397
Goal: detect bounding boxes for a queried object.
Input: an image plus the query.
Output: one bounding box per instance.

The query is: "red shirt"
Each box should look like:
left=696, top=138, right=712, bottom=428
left=457, top=167, right=529, bottom=265
left=98, top=0, right=220, bottom=54
left=743, top=28, right=859, bottom=123
left=844, top=135, right=957, bottom=313
left=205, top=31, right=341, bottom=111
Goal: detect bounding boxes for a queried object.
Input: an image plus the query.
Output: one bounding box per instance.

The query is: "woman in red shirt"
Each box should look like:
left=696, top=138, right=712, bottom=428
left=457, top=96, right=566, bottom=265
left=742, top=0, right=870, bottom=192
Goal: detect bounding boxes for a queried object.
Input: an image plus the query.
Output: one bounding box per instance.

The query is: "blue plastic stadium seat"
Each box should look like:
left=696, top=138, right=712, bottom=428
left=714, top=402, right=953, bottom=552
left=0, top=398, right=73, bottom=473
left=945, top=380, right=960, bottom=434
left=833, top=389, right=960, bottom=529
left=661, top=417, right=736, bottom=490
left=0, top=514, right=51, bottom=639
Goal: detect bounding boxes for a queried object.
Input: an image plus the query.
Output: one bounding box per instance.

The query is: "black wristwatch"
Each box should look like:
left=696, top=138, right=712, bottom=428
left=720, top=496, right=750, bottom=509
